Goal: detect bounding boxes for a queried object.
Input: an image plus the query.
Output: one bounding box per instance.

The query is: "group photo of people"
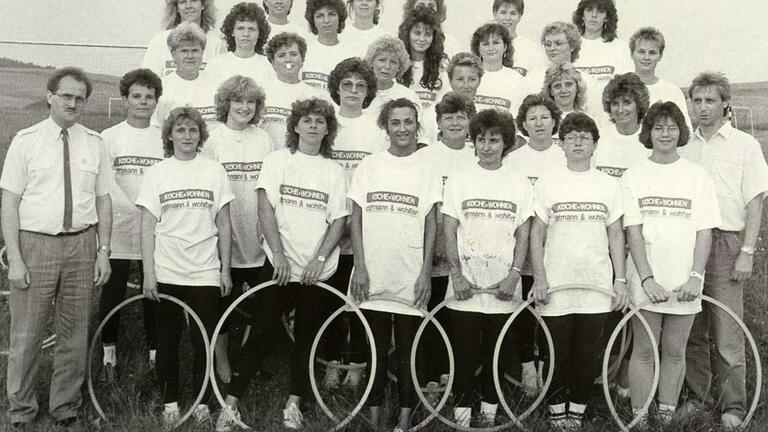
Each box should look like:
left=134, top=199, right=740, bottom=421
left=1, top=0, right=767, bottom=431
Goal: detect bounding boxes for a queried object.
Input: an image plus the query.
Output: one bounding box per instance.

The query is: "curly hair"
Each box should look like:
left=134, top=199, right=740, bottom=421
left=285, top=98, right=338, bottom=158
left=364, top=36, right=411, bottom=80
left=403, top=0, right=446, bottom=22
left=119, top=68, right=163, bottom=99
left=470, top=23, right=514, bottom=68
left=572, top=0, right=618, bottom=42
left=397, top=6, right=447, bottom=90
left=601, top=73, right=649, bottom=124
left=446, top=52, right=485, bottom=80
left=558, top=111, right=599, bottom=142
left=542, top=62, right=587, bottom=111
left=220, top=2, right=271, bottom=54
left=161, top=107, right=209, bottom=157
left=515, top=93, right=562, bottom=137
left=162, top=0, right=217, bottom=32
left=638, top=101, right=690, bottom=149
left=167, top=21, right=207, bottom=51
left=470, top=109, right=517, bottom=157
left=215, top=75, right=266, bottom=125
left=435, top=91, right=476, bottom=120
left=629, top=26, right=665, bottom=56
left=265, top=32, right=308, bottom=63
left=327, top=57, right=378, bottom=108
left=492, top=0, right=524, bottom=15
left=376, top=97, right=419, bottom=131
left=541, top=21, right=581, bottom=63
left=347, top=0, right=381, bottom=25
left=305, top=0, right=347, bottom=35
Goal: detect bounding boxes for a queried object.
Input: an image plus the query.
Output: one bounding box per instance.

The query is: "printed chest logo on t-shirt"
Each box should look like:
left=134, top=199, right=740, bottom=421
left=462, top=198, right=518, bottom=221
left=163, top=60, right=207, bottom=77
left=365, top=191, right=419, bottom=217
left=160, top=188, right=214, bottom=212
left=279, top=184, right=329, bottom=211
left=638, top=196, right=692, bottom=219
left=112, top=156, right=162, bottom=176
left=221, top=161, right=263, bottom=182
left=262, top=106, right=292, bottom=123
left=511, top=66, right=528, bottom=77
left=551, top=201, right=608, bottom=223
left=416, top=91, right=437, bottom=109
left=576, top=65, right=615, bottom=82
left=596, top=166, right=627, bottom=177
left=197, top=106, right=217, bottom=123
left=474, top=95, right=511, bottom=111
left=302, top=71, right=329, bottom=89
left=331, top=150, right=372, bottom=172
left=527, top=176, right=539, bottom=185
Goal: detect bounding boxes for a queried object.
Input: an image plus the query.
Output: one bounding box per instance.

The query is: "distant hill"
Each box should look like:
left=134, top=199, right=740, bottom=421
left=0, top=57, right=55, bottom=69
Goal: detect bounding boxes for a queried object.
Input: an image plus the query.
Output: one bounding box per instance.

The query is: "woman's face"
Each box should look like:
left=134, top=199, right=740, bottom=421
left=562, top=129, right=595, bottom=163
left=338, top=73, right=369, bottom=110
left=272, top=42, right=303, bottom=80
left=352, top=0, right=378, bottom=21
left=650, top=116, right=680, bottom=153
left=294, top=113, right=329, bottom=146
left=475, top=130, right=505, bottom=166
left=170, top=117, right=201, bottom=158
left=542, top=31, right=572, bottom=63
left=583, top=6, right=607, bottom=35
left=632, top=39, right=662, bottom=75
left=478, top=33, right=506, bottom=65
left=550, top=77, right=577, bottom=109
left=314, top=6, right=340, bottom=37
left=387, top=107, right=419, bottom=148
left=227, top=98, right=257, bottom=127
left=523, top=105, right=555, bottom=141
left=372, top=51, right=401, bottom=85
left=437, top=110, right=470, bottom=142
left=610, top=94, right=639, bottom=129
left=171, top=41, right=204, bottom=76
left=494, top=3, right=522, bottom=34
left=409, top=23, right=434, bottom=56
left=449, top=66, right=481, bottom=99
left=265, top=0, right=291, bottom=19
left=177, top=0, right=203, bottom=24
left=232, top=20, right=259, bottom=53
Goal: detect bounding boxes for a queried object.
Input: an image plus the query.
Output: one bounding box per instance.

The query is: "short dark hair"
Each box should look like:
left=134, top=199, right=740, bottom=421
left=327, top=57, right=377, bottom=108
left=285, top=98, right=339, bottom=158
left=435, top=91, right=476, bottom=121
left=376, top=97, right=419, bottom=131
left=215, top=75, right=267, bottom=125
left=470, top=109, right=516, bottom=156
left=305, top=0, right=347, bottom=35
left=516, top=93, right=561, bottom=137
left=572, top=0, right=618, bottom=42
left=47, top=66, right=93, bottom=100
left=119, top=68, right=162, bottom=99
left=602, top=72, right=650, bottom=124
left=470, top=22, right=514, bottom=68
left=638, top=101, right=690, bottom=149
left=559, top=111, right=599, bottom=142
left=265, top=32, right=308, bottom=63
left=161, top=107, right=209, bottom=158
left=493, top=0, right=524, bottom=15
left=629, top=26, right=665, bottom=56
left=221, top=2, right=271, bottom=55
left=446, top=52, right=484, bottom=80
left=688, top=71, right=731, bottom=102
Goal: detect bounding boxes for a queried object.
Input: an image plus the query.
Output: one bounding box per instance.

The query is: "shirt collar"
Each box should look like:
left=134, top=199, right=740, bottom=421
left=694, top=120, right=733, bottom=142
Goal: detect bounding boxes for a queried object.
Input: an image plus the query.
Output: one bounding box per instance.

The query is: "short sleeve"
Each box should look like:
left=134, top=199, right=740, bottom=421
left=347, top=159, right=368, bottom=207
left=605, top=177, right=624, bottom=225
left=533, top=176, right=551, bottom=224
left=255, top=151, right=281, bottom=205
left=327, top=166, right=351, bottom=223
left=517, top=177, right=535, bottom=223
left=620, top=173, right=642, bottom=227
left=141, top=32, right=165, bottom=78
left=441, top=175, right=462, bottom=221
left=741, top=138, right=768, bottom=203
left=94, top=137, right=113, bottom=196
left=135, top=168, right=161, bottom=219
left=424, top=165, right=444, bottom=210
left=0, top=134, right=28, bottom=195
left=218, top=165, right=236, bottom=210
left=697, top=170, right=723, bottom=231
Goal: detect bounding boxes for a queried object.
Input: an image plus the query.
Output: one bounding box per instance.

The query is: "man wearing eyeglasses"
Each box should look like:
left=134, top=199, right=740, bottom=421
left=1, top=66, right=113, bottom=430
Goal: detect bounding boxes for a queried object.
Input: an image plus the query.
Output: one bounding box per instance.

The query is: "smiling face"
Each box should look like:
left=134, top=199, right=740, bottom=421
left=338, top=73, right=369, bottom=111
left=124, top=83, right=158, bottom=122
left=542, top=31, right=572, bottom=63
left=48, top=76, right=88, bottom=129
left=583, top=6, right=607, bottom=35
left=478, top=32, right=506, bottom=65
left=650, top=116, right=680, bottom=154
left=170, top=117, right=201, bottom=159
left=265, top=0, right=291, bottom=19
left=294, top=113, right=329, bottom=147
left=272, top=42, right=303, bottom=80
left=409, top=22, right=434, bottom=56
left=449, top=65, right=481, bottom=99
left=314, top=6, right=340, bottom=37
left=437, top=110, right=470, bottom=142
left=177, top=0, right=203, bottom=24
left=232, top=19, right=259, bottom=53
left=691, top=85, right=728, bottom=128
left=227, top=98, right=257, bottom=128
left=494, top=3, right=522, bottom=34
left=562, top=129, right=595, bottom=163
left=550, top=77, right=577, bottom=110
left=474, top=130, right=505, bottom=166
left=632, top=39, right=662, bottom=75
left=171, top=41, right=204, bottom=77
left=387, top=107, right=419, bottom=149
left=610, top=95, right=639, bottom=128
left=372, top=50, right=401, bottom=85
left=523, top=105, right=555, bottom=141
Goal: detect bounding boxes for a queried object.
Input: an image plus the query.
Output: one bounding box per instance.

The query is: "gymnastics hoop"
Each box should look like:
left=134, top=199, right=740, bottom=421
left=0, top=246, right=8, bottom=272
left=87, top=294, right=212, bottom=429
left=210, top=280, right=377, bottom=432
left=411, top=288, right=546, bottom=431
left=311, top=293, right=452, bottom=432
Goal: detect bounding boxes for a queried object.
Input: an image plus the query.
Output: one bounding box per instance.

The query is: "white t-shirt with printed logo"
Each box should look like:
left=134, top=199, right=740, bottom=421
left=136, top=156, right=235, bottom=287
left=409, top=60, right=450, bottom=112
left=256, top=148, right=350, bottom=282
left=302, top=39, right=352, bottom=91
left=622, top=157, right=721, bottom=315
left=205, top=52, right=275, bottom=89
left=203, top=125, right=275, bottom=268
left=258, top=78, right=326, bottom=151
left=509, top=35, right=548, bottom=79
left=154, top=72, right=219, bottom=127
left=475, top=67, right=533, bottom=114
left=533, top=167, right=623, bottom=316
left=575, top=37, right=633, bottom=90
left=103, top=121, right=164, bottom=260
left=591, top=128, right=649, bottom=178
left=443, top=163, right=534, bottom=314
left=340, top=25, right=391, bottom=57
left=141, top=29, right=226, bottom=79
left=348, top=150, right=443, bottom=316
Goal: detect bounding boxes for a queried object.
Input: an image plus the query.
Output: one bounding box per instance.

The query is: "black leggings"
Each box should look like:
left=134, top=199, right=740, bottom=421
left=323, top=255, right=367, bottom=364
left=97, top=259, right=157, bottom=349
left=156, top=283, right=220, bottom=404
left=422, top=275, right=450, bottom=383
left=513, top=275, right=536, bottom=363
left=543, top=313, right=608, bottom=405
left=450, top=309, right=511, bottom=406
left=365, top=310, right=421, bottom=408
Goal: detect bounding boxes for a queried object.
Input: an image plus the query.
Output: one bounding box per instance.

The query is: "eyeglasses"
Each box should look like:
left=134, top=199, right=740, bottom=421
left=652, top=124, right=679, bottom=134
left=563, top=134, right=594, bottom=144
left=340, top=80, right=369, bottom=92
left=55, top=93, right=87, bottom=104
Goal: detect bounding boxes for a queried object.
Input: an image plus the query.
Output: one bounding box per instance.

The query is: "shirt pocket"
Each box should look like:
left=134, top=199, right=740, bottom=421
left=77, top=156, right=99, bottom=192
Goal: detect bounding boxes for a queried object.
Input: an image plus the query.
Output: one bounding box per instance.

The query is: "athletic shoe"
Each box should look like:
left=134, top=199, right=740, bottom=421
left=149, top=349, right=157, bottom=368
left=521, top=361, right=539, bottom=395
left=342, top=363, right=365, bottom=388
left=100, top=363, right=117, bottom=383
left=566, top=412, right=583, bottom=431
left=392, top=427, right=405, bottom=432
left=613, top=384, right=630, bottom=399
left=424, top=381, right=442, bottom=407
left=676, top=399, right=705, bottom=419
left=657, top=404, right=675, bottom=426
left=193, top=404, right=211, bottom=425
left=215, top=406, right=242, bottom=432
left=282, top=402, right=303, bottom=429
left=323, top=360, right=341, bottom=390
left=162, top=405, right=181, bottom=429
left=721, top=411, right=744, bottom=431
left=454, top=407, right=471, bottom=428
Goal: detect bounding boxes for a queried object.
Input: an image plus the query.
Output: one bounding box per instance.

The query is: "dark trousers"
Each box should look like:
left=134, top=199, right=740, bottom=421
left=514, top=275, right=536, bottom=363
left=323, top=255, right=366, bottom=364
left=156, top=283, right=220, bottom=404
left=421, top=275, right=450, bottom=383
left=97, top=259, right=157, bottom=348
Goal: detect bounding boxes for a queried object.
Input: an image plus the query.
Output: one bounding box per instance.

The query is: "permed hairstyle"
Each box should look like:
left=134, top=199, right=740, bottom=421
left=265, top=32, right=308, bottom=63
left=47, top=66, right=93, bottom=101
left=162, top=107, right=209, bottom=157
left=285, top=97, right=339, bottom=158
left=572, top=0, right=618, bottom=42
left=446, top=52, right=485, bottom=80
left=403, top=0, right=447, bottom=22
left=119, top=68, right=163, bottom=99
left=516, top=93, right=562, bottom=137
left=435, top=91, right=477, bottom=120
left=541, top=21, right=581, bottom=62
left=558, top=111, right=599, bottom=142
left=492, top=0, right=524, bottom=15
left=220, top=2, right=271, bottom=54
left=305, top=0, right=348, bottom=35
left=638, top=101, right=691, bottom=149
left=347, top=0, right=380, bottom=25
left=470, top=109, right=517, bottom=156
left=163, top=0, right=217, bottom=32
left=167, top=21, right=207, bottom=52
left=470, top=22, right=514, bottom=68
left=602, top=73, right=650, bottom=123
left=215, top=75, right=267, bottom=125
left=376, top=97, right=419, bottom=131
left=397, top=6, right=447, bottom=90
left=542, top=62, right=587, bottom=111
left=688, top=71, right=731, bottom=102
left=629, top=26, right=665, bottom=56
left=364, top=36, right=411, bottom=80
left=327, top=57, right=378, bottom=108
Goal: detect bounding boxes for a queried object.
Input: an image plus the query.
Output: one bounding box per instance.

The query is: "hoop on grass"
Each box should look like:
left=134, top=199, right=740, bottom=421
left=87, top=294, right=212, bottom=430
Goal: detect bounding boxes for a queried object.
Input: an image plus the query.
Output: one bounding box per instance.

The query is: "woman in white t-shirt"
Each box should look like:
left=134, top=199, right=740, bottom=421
left=397, top=6, right=449, bottom=111
left=349, top=98, right=441, bottom=432
left=342, top=0, right=390, bottom=56
left=529, top=111, right=630, bottom=430
left=263, top=0, right=311, bottom=39
left=623, top=101, right=721, bottom=427
left=443, top=109, right=534, bottom=427
left=138, top=107, right=235, bottom=426
left=256, top=98, right=350, bottom=429
left=541, top=62, right=588, bottom=120
left=301, top=0, right=352, bottom=90
left=491, top=0, right=547, bottom=78
left=364, top=36, right=421, bottom=117
left=142, top=0, right=226, bottom=79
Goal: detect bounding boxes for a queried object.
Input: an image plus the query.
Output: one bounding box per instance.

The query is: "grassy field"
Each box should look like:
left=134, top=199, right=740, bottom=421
left=1, top=68, right=768, bottom=431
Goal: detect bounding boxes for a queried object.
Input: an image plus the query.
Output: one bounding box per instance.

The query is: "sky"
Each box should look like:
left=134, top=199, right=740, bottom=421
left=0, top=0, right=766, bottom=86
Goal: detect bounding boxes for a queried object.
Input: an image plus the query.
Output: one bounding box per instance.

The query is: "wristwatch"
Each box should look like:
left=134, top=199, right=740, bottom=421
left=690, top=271, right=704, bottom=280
left=98, top=245, right=111, bottom=255
left=316, top=255, right=327, bottom=263
left=740, top=245, right=755, bottom=256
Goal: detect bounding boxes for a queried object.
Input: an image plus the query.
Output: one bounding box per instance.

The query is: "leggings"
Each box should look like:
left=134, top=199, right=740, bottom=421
left=450, top=309, right=511, bottom=406
left=422, top=275, right=450, bottom=383
left=364, top=310, right=421, bottom=408
left=323, top=255, right=367, bottom=364
left=514, top=275, right=536, bottom=363
left=155, top=283, right=220, bottom=404
left=543, top=313, right=608, bottom=405
left=97, top=259, right=157, bottom=349
left=629, top=310, right=695, bottom=407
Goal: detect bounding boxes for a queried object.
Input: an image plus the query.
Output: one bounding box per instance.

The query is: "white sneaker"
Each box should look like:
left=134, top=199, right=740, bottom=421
left=162, top=405, right=181, bottom=428
left=215, top=406, right=242, bottom=432
left=193, top=404, right=211, bottom=424
left=323, top=360, right=341, bottom=390
left=148, top=349, right=157, bottom=368
left=454, top=407, right=471, bottom=428
left=424, top=381, right=441, bottom=407
left=283, top=402, right=303, bottom=429
left=721, top=411, right=743, bottom=431
left=521, top=361, right=539, bottom=395
left=614, top=384, right=630, bottom=399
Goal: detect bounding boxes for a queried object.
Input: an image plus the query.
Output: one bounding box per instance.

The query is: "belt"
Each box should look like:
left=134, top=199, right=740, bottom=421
left=21, top=225, right=93, bottom=237
left=712, top=228, right=739, bottom=235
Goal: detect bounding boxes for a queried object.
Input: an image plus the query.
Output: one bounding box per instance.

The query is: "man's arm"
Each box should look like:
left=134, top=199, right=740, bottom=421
left=733, top=195, right=764, bottom=281
left=94, top=193, right=112, bottom=286
left=1, top=190, right=29, bottom=290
